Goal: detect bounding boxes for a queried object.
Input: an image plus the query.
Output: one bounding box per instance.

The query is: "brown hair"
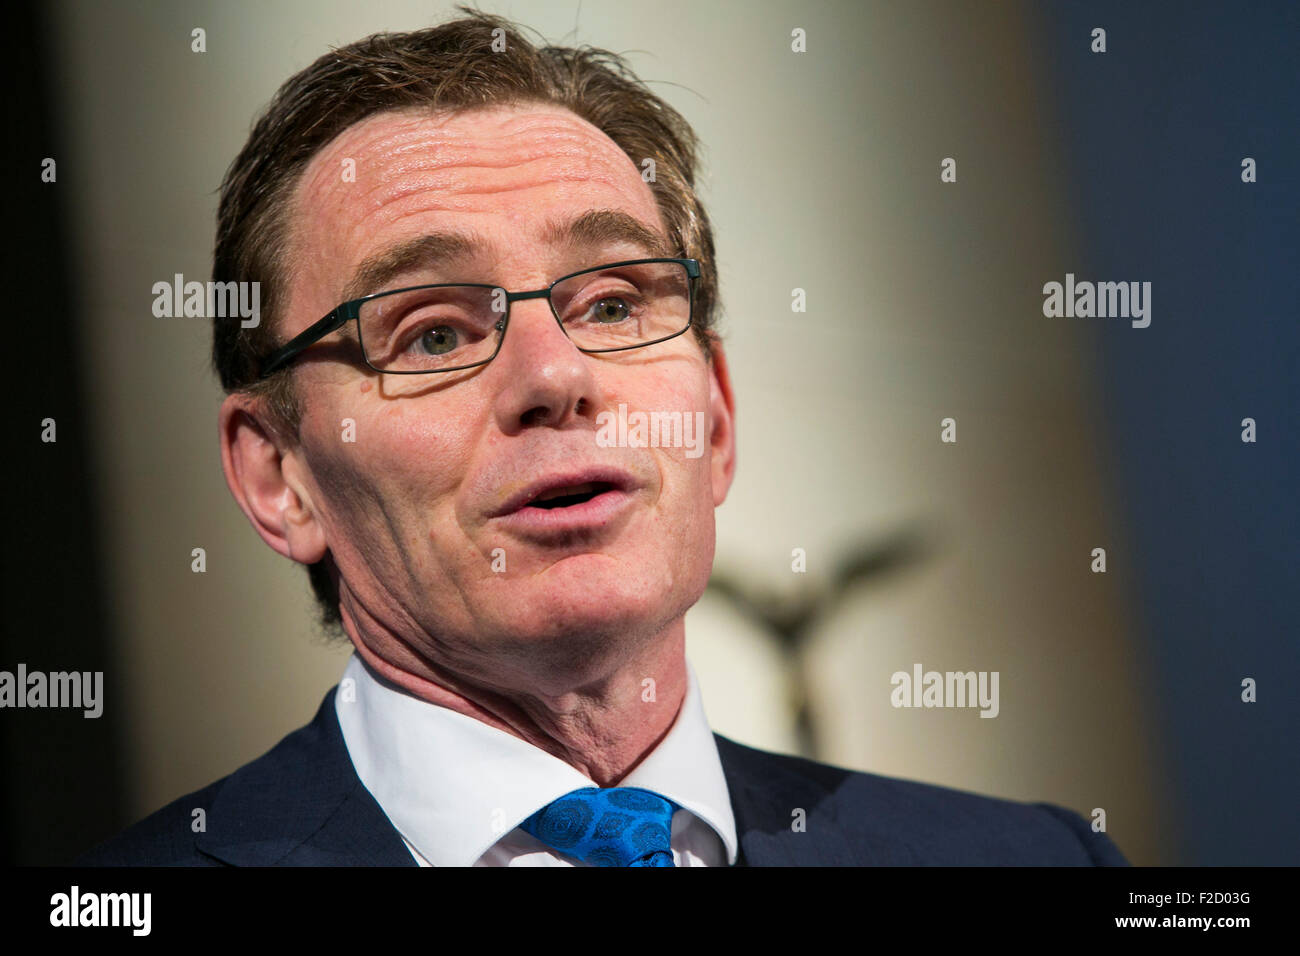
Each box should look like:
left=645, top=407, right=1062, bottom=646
left=211, top=8, right=720, bottom=630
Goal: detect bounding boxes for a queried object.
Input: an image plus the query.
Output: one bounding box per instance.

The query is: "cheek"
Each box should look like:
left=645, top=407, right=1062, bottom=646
left=302, top=385, right=475, bottom=532
left=636, top=370, right=713, bottom=487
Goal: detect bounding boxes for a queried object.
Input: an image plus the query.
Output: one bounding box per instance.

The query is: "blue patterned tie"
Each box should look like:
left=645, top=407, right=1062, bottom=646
left=519, top=787, right=680, bottom=867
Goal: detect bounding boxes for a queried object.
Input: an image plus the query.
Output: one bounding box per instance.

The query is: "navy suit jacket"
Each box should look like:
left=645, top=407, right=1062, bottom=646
left=77, top=686, right=1129, bottom=866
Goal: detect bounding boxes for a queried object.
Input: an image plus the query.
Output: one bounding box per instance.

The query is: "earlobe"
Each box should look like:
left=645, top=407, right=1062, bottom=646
left=705, top=335, right=737, bottom=507
left=218, top=394, right=327, bottom=565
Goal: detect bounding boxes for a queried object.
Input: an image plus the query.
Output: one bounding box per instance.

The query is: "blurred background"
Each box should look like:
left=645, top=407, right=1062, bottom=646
left=3, top=0, right=1296, bottom=866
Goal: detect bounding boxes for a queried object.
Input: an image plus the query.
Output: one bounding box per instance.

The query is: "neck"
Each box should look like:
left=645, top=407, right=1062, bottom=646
left=342, top=602, right=689, bottom=787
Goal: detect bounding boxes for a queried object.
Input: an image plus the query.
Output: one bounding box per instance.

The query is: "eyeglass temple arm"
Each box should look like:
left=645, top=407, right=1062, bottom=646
left=257, top=308, right=350, bottom=380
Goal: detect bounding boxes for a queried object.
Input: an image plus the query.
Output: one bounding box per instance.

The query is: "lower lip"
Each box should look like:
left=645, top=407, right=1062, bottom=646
left=495, top=489, right=634, bottom=535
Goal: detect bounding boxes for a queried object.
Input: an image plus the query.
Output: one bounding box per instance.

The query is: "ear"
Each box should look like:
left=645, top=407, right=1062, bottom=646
left=218, top=392, right=327, bottom=565
left=704, top=333, right=737, bottom=507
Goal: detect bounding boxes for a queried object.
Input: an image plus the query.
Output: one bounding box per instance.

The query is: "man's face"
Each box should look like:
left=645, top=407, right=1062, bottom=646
left=265, top=104, right=735, bottom=690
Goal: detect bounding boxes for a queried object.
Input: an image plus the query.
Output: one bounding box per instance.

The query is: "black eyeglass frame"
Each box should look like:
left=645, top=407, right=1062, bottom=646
left=255, top=256, right=702, bottom=380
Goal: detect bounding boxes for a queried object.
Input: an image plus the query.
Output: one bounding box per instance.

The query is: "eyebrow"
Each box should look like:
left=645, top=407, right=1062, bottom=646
left=541, top=208, right=673, bottom=261
left=342, top=232, right=478, bottom=302
left=340, top=209, right=674, bottom=301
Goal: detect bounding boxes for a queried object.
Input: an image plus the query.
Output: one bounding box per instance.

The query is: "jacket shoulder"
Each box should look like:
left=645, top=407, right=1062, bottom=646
left=715, top=734, right=1129, bottom=865
left=76, top=688, right=344, bottom=866
left=75, top=778, right=229, bottom=866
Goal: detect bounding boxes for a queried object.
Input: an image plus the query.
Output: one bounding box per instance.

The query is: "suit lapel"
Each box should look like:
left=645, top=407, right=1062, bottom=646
left=714, top=733, right=863, bottom=866
left=196, top=687, right=415, bottom=866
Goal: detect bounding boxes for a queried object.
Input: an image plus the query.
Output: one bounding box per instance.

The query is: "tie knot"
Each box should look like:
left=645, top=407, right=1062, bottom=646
left=519, top=787, right=679, bottom=867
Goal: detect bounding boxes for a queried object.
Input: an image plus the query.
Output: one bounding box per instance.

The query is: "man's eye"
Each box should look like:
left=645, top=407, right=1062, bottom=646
left=588, top=296, right=632, bottom=323
left=418, top=325, right=460, bottom=355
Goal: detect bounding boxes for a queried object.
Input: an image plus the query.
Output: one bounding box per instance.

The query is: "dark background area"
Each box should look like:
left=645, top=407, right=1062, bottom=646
left=1, top=1, right=127, bottom=866
left=1038, top=0, right=1298, bottom=865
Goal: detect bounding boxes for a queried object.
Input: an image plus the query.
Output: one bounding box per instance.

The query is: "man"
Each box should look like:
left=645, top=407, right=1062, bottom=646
left=79, top=11, right=1127, bottom=867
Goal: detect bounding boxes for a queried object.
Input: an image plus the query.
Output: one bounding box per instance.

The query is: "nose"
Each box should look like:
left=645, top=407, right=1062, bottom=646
left=490, top=295, right=601, bottom=434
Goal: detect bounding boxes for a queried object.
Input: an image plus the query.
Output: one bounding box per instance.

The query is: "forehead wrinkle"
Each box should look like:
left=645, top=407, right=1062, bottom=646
left=292, top=105, right=666, bottom=319
left=361, top=156, right=631, bottom=214
left=336, top=161, right=646, bottom=269
left=310, top=106, right=650, bottom=248
left=319, top=110, right=637, bottom=196
left=359, top=119, right=637, bottom=202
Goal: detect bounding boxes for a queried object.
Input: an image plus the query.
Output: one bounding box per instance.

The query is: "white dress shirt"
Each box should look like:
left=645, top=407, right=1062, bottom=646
left=334, top=652, right=739, bottom=866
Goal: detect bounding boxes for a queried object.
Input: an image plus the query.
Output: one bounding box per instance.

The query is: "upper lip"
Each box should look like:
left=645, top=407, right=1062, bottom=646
left=489, top=466, right=637, bottom=517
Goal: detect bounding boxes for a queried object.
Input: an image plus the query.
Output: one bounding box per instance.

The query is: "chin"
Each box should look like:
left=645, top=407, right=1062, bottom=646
left=491, top=566, right=691, bottom=647
left=510, top=589, right=661, bottom=642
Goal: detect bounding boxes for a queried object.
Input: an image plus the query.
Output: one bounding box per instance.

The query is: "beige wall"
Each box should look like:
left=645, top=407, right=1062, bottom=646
left=51, top=0, right=1169, bottom=863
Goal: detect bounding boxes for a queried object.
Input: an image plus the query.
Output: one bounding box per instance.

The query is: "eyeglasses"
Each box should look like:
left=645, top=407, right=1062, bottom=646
left=255, top=257, right=701, bottom=379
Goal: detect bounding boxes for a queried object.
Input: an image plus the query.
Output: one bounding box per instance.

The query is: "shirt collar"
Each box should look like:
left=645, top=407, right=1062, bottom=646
left=335, top=651, right=738, bottom=866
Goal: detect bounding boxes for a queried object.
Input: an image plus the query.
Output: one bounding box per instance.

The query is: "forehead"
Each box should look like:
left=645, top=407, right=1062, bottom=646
left=285, top=104, right=667, bottom=308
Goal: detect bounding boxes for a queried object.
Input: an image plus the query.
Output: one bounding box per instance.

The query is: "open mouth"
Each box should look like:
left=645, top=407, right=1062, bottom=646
left=525, top=481, right=617, bottom=510
left=490, top=469, right=636, bottom=522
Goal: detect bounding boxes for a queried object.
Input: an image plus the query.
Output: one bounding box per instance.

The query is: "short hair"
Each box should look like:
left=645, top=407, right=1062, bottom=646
left=211, top=8, right=720, bottom=632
